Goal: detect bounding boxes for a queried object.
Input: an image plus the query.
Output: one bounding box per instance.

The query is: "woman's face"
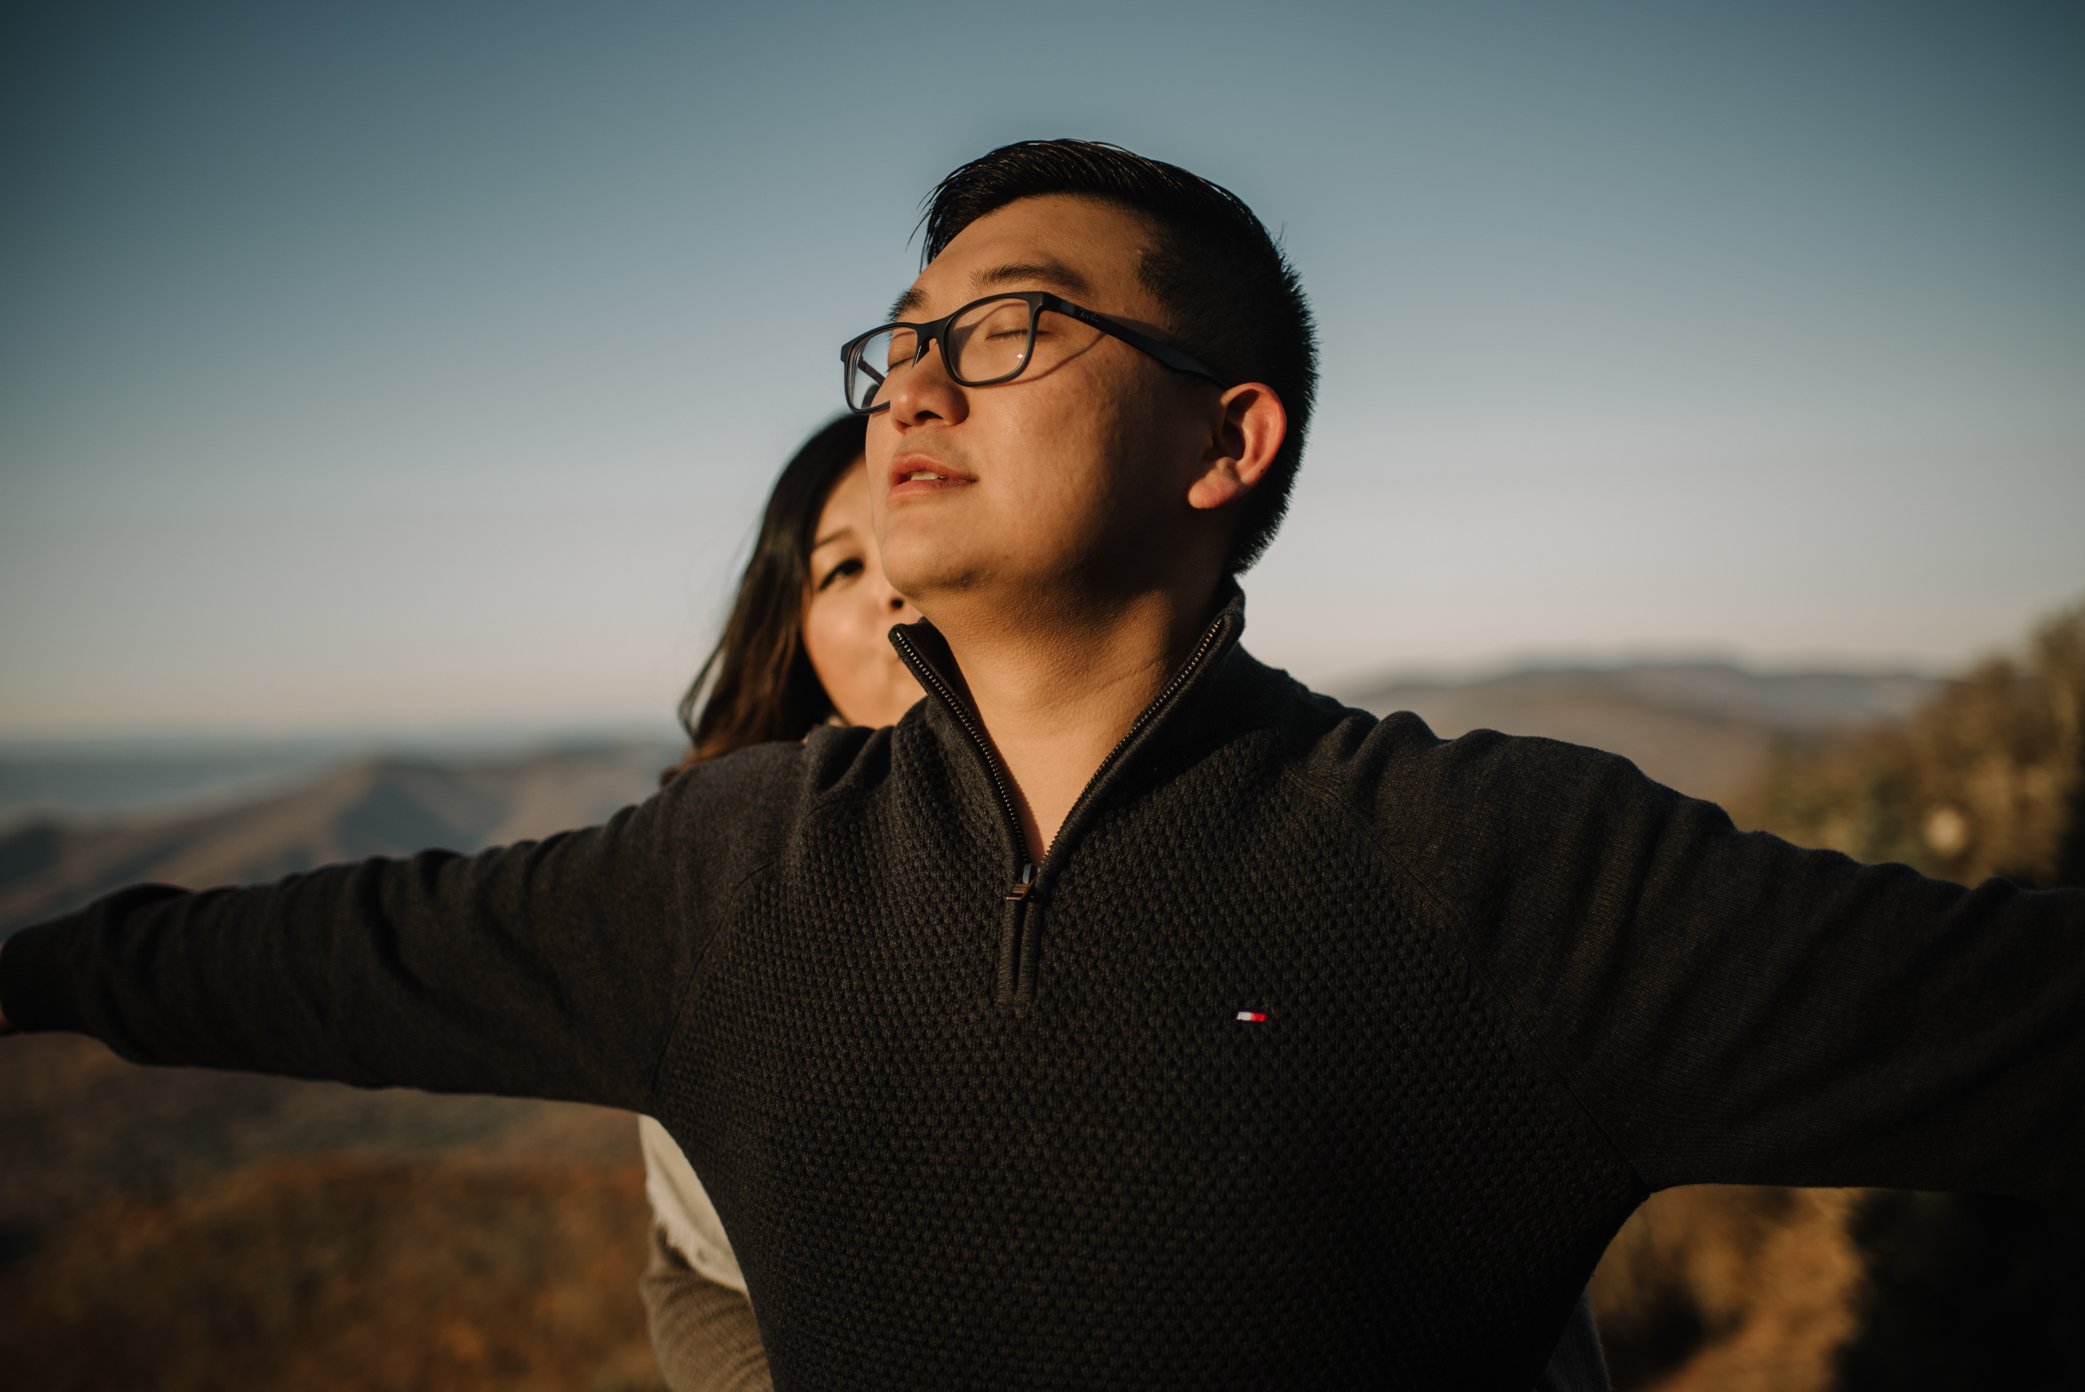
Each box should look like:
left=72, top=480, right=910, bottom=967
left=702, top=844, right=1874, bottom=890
left=803, top=458, right=926, bottom=728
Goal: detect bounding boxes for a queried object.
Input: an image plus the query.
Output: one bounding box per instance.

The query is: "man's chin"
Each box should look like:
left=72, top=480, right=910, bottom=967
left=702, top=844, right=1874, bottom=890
left=880, top=533, right=986, bottom=604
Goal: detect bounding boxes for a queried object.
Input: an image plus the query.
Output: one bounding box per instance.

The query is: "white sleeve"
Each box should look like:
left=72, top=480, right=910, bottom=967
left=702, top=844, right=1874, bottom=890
left=639, top=1114, right=749, bottom=1295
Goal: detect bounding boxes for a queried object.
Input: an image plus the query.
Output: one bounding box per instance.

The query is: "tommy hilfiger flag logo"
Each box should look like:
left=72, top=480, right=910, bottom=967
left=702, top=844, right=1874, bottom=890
left=1235, top=1011, right=1267, bottom=1023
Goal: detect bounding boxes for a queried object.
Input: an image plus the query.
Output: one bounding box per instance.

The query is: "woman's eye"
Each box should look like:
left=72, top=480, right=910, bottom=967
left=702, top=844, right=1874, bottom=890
left=817, top=557, right=864, bottom=591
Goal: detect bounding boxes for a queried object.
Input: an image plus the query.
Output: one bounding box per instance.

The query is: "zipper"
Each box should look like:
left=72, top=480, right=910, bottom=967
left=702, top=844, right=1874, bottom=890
left=1005, top=862, right=1037, bottom=901
left=1040, top=612, right=1230, bottom=863
left=999, top=860, right=1039, bottom=1003
left=890, top=626, right=1027, bottom=857
left=891, top=608, right=1234, bottom=1004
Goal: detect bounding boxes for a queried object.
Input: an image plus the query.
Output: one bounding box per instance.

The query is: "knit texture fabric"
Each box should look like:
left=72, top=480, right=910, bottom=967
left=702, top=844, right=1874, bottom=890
left=5, top=589, right=2083, bottom=1390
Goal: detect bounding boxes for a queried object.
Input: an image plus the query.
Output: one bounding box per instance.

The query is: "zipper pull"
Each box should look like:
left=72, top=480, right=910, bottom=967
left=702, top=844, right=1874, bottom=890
left=1004, top=862, right=1036, bottom=902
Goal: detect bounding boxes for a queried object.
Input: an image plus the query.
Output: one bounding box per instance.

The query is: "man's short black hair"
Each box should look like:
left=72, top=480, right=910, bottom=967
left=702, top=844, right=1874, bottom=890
left=921, top=140, right=1317, bottom=575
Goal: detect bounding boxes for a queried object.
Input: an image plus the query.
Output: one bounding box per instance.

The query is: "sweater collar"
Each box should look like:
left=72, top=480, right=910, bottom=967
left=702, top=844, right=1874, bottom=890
left=889, top=581, right=1249, bottom=863
left=891, top=580, right=1247, bottom=752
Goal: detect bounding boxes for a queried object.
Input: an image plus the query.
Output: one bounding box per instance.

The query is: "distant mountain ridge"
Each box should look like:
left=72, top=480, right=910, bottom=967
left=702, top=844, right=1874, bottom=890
left=1347, top=661, right=1933, bottom=726
left=1345, top=662, right=1934, bottom=805
left=0, top=742, right=677, bottom=937
left=0, top=722, right=683, bottom=823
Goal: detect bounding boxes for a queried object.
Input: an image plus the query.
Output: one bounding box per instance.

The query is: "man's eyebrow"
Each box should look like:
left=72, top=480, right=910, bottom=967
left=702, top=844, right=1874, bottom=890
left=884, top=260, right=1094, bottom=322
left=970, top=260, right=1092, bottom=298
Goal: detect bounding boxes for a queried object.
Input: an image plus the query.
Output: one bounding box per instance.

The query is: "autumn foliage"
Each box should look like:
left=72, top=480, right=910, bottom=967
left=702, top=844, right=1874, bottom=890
left=1592, top=602, right=2085, bottom=1390
left=1737, top=603, right=2085, bottom=889
left=0, top=1154, right=666, bottom=1392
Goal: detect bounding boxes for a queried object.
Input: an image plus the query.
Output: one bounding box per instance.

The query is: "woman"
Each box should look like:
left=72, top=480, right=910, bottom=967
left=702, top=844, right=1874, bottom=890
left=640, top=413, right=922, bottom=1392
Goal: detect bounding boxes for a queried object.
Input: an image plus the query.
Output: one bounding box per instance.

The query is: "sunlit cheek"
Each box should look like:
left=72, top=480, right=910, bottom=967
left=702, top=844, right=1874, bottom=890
left=864, top=438, right=896, bottom=536
left=806, top=599, right=853, bottom=670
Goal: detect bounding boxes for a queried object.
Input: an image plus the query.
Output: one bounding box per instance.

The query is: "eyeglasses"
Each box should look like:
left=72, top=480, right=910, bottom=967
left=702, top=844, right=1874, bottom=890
left=839, top=291, right=1227, bottom=416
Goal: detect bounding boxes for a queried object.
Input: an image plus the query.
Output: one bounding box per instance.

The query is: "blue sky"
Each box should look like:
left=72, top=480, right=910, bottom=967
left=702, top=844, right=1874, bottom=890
left=2, top=0, right=2080, bottom=736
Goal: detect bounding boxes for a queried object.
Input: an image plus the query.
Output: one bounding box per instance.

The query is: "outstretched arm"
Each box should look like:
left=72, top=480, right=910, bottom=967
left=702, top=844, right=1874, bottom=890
left=0, top=741, right=807, bottom=1112
left=1376, top=721, right=2085, bottom=1199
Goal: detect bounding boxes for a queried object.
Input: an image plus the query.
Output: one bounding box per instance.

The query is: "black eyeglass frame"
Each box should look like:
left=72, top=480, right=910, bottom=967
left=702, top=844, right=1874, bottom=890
left=839, top=291, right=1227, bottom=416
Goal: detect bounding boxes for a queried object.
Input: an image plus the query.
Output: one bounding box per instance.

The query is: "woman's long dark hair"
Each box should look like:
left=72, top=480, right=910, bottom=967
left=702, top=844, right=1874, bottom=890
left=663, top=414, right=870, bottom=783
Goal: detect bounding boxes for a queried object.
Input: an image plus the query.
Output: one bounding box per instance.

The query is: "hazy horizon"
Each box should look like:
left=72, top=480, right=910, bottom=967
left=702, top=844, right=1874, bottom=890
left=0, top=656, right=1944, bottom=827
left=4, top=2, right=2080, bottom=738
left=0, top=649, right=1963, bottom=746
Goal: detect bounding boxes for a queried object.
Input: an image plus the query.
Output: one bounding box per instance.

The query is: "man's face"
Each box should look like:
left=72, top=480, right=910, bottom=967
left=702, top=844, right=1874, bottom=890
left=864, top=194, right=1216, bottom=613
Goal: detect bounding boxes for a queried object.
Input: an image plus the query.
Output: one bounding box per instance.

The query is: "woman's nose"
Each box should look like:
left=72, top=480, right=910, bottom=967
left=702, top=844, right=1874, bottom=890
left=881, top=579, right=919, bottom=619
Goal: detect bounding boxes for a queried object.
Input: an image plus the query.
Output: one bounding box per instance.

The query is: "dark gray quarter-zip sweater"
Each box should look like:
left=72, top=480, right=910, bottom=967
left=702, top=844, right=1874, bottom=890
left=5, top=589, right=2084, bottom=1390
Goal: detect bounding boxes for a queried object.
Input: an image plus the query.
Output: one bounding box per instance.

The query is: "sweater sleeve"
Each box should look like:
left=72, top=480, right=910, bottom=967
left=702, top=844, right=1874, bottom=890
left=0, top=742, right=805, bottom=1114
left=1389, top=723, right=2085, bottom=1199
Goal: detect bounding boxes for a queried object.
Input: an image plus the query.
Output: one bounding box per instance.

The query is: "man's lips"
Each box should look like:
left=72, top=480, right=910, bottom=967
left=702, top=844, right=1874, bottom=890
left=885, top=454, right=975, bottom=499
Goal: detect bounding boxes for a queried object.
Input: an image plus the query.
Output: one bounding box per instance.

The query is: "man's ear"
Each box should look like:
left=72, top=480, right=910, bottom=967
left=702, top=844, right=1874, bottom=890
left=1186, top=383, right=1286, bottom=512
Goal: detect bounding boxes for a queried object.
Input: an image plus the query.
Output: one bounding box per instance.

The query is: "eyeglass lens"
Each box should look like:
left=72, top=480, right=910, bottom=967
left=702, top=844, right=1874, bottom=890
left=847, top=297, right=1046, bottom=412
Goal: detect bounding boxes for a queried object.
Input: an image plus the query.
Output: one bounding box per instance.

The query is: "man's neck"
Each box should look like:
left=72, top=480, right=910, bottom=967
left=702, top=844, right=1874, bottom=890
left=923, top=581, right=1221, bottom=864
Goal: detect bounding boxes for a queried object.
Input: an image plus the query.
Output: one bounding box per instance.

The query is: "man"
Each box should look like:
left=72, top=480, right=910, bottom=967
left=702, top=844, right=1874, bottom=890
left=4, top=141, right=2082, bottom=1391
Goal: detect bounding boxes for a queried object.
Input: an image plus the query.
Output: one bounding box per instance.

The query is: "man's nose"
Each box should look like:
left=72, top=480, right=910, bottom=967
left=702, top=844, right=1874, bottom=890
left=887, top=338, right=964, bottom=427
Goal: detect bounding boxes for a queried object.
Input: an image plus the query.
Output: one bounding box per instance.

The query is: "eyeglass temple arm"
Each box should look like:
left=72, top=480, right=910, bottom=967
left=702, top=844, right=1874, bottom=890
left=1045, top=296, right=1228, bottom=387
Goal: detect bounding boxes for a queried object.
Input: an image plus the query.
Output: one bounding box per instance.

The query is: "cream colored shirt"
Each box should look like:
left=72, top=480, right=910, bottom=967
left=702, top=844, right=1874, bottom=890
left=639, top=1114, right=748, bottom=1295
